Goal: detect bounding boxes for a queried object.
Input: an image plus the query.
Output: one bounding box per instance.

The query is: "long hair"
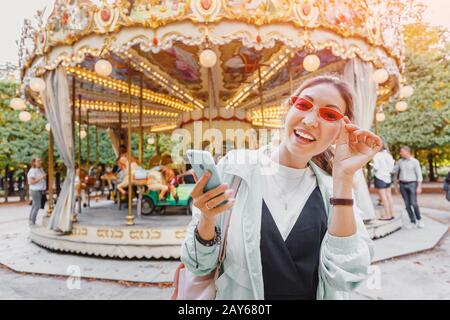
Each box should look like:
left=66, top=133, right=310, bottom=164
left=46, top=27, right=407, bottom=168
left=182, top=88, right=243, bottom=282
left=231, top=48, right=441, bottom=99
left=283, top=75, right=355, bottom=175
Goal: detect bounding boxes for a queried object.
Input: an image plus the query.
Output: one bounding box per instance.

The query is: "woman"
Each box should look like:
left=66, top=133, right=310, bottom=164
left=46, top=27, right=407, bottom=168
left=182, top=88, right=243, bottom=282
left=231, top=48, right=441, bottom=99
left=27, top=157, right=46, bottom=225
left=181, top=75, right=382, bottom=300
left=372, top=142, right=396, bottom=220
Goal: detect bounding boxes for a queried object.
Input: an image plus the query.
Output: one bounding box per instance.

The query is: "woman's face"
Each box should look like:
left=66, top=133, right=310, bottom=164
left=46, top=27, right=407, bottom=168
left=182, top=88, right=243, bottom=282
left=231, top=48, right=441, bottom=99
left=283, top=83, right=347, bottom=159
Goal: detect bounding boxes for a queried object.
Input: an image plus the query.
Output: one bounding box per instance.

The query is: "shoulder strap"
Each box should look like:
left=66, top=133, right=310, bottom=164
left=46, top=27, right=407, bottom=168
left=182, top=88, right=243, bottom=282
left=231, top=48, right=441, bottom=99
left=214, top=175, right=242, bottom=279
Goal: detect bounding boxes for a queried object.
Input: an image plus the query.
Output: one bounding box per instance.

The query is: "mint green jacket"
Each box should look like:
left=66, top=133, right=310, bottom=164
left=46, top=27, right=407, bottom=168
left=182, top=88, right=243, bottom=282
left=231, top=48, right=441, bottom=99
left=181, top=146, right=374, bottom=300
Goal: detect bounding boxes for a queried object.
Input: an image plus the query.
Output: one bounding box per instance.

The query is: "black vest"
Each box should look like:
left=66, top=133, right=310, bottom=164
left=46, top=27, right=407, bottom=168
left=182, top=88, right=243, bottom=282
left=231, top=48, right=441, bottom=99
left=260, top=186, right=327, bottom=300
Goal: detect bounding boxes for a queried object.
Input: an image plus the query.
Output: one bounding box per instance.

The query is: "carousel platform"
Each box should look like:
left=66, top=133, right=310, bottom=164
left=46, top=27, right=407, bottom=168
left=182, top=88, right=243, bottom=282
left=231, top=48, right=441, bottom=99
left=29, top=200, right=192, bottom=259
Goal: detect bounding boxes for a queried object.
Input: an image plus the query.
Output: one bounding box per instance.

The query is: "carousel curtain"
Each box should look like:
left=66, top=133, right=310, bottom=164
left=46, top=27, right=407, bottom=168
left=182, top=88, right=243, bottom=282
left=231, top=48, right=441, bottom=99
left=42, top=66, right=75, bottom=232
left=344, top=59, right=378, bottom=220
left=109, top=129, right=121, bottom=158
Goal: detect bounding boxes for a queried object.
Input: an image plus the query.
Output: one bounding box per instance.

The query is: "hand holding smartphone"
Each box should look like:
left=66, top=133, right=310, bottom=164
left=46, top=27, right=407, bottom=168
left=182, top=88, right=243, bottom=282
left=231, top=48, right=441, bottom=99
left=186, top=150, right=234, bottom=211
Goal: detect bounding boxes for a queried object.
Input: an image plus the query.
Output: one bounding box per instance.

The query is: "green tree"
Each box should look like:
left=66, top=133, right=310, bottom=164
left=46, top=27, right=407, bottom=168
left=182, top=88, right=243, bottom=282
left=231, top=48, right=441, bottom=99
left=0, top=81, right=48, bottom=171
left=379, top=24, right=450, bottom=180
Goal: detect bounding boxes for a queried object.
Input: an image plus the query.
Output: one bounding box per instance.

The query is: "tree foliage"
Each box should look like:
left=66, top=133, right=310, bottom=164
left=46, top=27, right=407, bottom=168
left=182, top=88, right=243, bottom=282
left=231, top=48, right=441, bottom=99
left=379, top=23, right=450, bottom=169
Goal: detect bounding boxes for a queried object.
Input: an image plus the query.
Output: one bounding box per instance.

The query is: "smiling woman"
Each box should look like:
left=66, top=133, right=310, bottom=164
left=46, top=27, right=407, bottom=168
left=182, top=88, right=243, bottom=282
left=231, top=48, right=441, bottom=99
left=181, top=74, right=383, bottom=300
left=283, top=75, right=355, bottom=175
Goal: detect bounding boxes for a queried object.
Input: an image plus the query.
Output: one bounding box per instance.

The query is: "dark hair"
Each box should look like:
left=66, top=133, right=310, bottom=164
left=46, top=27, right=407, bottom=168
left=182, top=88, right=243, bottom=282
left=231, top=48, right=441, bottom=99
left=285, top=75, right=355, bottom=175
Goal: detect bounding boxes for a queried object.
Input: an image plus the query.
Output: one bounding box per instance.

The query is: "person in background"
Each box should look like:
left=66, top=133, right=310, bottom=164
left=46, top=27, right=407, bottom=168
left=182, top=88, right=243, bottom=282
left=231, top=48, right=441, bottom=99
left=443, top=171, right=450, bottom=202
left=27, top=157, right=46, bottom=225
left=372, top=141, right=395, bottom=220
left=393, top=146, right=424, bottom=229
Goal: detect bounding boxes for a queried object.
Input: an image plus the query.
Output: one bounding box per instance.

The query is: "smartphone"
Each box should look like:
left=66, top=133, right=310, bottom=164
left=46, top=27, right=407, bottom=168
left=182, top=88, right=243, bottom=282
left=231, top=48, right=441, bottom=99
left=186, top=149, right=223, bottom=193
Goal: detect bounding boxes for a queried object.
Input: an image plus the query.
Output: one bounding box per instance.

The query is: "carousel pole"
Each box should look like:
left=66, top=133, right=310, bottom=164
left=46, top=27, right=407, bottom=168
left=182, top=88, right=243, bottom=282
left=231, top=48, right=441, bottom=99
left=76, top=94, right=83, bottom=217
left=47, top=129, right=54, bottom=216
left=71, top=78, right=78, bottom=222
left=118, top=103, right=122, bottom=147
left=258, top=65, right=265, bottom=129
left=86, top=110, right=90, bottom=170
left=208, top=68, right=213, bottom=130
left=126, top=70, right=135, bottom=226
left=288, top=62, right=293, bottom=96
left=78, top=95, right=82, bottom=167
left=95, top=126, right=99, bottom=166
left=139, top=73, right=144, bottom=165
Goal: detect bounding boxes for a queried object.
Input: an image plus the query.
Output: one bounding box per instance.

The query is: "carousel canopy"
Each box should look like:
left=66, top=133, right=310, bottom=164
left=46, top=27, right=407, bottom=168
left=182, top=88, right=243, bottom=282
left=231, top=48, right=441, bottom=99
left=19, top=0, right=407, bottom=130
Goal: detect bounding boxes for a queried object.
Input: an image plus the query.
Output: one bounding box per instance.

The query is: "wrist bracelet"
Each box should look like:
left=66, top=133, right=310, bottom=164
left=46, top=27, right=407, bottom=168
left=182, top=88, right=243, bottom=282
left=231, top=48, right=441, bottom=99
left=330, top=197, right=354, bottom=206
left=194, top=225, right=221, bottom=247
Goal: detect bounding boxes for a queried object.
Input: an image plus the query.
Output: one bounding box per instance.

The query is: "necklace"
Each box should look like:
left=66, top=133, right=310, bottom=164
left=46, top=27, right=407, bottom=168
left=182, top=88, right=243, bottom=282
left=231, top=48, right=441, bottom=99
left=267, top=168, right=308, bottom=212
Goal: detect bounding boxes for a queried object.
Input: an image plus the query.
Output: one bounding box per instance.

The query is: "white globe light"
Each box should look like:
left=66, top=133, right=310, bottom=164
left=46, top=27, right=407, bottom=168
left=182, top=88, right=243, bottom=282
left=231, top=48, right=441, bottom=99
left=374, top=69, right=389, bottom=84
left=199, top=49, right=217, bottom=68
left=45, top=123, right=51, bottom=132
left=399, top=85, right=414, bottom=98
left=19, top=111, right=32, bottom=122
left=10, top=98, right=26, bottom=111
left=147, top=137, right=155, bottom=145
left=95, top=59, right=113, bottom=77
left=79, top=130, right=87, bottom=139
left=395, top=101, right=408, bottom=112
left=29, top=77, right=46, bottom=92
left=303, top=54, right=321, bottom=72
left=375, top=112, right=385, bottom=122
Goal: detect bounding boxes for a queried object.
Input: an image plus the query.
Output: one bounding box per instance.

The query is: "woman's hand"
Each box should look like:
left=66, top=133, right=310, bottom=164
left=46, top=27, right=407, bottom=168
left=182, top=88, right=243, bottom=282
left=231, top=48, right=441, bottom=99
left=190, top=171, right=236, bottom=241
left=333, top=116, right=382, bottom=179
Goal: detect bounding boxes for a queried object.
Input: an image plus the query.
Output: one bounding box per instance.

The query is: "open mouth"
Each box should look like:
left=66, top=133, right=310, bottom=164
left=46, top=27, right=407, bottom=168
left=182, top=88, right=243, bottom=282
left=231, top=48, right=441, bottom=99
left=293, top=128, right=316, bottom=144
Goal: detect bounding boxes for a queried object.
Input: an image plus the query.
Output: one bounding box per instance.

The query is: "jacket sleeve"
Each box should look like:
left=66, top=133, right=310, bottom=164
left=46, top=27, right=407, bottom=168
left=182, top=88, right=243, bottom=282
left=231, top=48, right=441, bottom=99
left=180, top=155, right=228, bottom=276
left=317, top=203, right=374, bottom=299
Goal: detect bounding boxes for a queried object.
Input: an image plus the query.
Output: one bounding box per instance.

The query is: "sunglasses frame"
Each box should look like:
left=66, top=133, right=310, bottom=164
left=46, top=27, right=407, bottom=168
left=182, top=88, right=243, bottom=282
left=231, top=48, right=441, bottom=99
left=289, top=96, right=345, bottom=122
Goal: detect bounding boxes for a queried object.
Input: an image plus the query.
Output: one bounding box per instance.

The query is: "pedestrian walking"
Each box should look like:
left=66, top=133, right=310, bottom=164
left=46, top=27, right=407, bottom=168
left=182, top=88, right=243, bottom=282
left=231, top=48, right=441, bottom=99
left=394, top=146, right=424, bottom=229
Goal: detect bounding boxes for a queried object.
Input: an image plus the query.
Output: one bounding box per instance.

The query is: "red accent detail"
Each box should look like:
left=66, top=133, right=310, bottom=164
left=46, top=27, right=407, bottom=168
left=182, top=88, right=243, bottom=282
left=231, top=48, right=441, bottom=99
left=302, top=3, right=311, bottom=16
left=256, top=35, right=262, bottom=43
left=101, top=9, right=111, bottom=22
left=201, top=0, right=212, bottom=11
left=153, top=37, right=158, bottom=46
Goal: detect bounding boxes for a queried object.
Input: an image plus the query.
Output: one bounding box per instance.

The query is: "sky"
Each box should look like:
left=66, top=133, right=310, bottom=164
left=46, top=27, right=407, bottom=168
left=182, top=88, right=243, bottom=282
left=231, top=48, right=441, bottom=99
left=0, top=0, right=449, bottom=66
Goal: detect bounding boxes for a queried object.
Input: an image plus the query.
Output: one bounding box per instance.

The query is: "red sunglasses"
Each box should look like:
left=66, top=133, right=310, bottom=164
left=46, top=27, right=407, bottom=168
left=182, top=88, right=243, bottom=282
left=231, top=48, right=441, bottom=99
left=289, top=96, right=344, bottom=122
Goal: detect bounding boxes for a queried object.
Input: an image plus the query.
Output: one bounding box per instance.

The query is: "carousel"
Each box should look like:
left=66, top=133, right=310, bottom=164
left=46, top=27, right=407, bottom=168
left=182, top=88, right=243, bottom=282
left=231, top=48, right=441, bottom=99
left=16, top=0, right=416, bottom=258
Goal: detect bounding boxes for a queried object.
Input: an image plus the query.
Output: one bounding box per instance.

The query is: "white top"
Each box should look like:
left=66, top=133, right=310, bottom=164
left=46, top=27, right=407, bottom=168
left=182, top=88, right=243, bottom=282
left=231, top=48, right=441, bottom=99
left=372, top=150, right=395, bottom=183
left=27, top=168, right=46, bottom=191
left=260, top=153, right=317, bottom=241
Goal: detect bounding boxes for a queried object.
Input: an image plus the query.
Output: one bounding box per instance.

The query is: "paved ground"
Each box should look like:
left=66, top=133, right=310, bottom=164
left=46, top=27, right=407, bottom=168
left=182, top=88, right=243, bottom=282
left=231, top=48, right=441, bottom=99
left=0, top=194, right=449, bottom=300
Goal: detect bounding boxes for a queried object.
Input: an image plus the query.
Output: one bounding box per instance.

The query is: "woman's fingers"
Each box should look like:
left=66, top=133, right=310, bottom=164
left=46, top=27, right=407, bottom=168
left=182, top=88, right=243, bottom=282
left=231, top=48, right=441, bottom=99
left=351, top=129, right=383, bottom=152
left=195, top=184, right=229, bottom=207
left=190, top=171, right=210, bottom=198
left=207, top=199, right=236, bottom=216
left=204, top=188, right=234, bottom=208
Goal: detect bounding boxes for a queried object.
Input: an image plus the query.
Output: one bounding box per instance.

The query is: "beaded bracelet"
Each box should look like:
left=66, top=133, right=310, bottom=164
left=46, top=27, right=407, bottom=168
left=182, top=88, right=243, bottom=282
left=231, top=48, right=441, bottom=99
left=194, top=225, right=221, bottom=247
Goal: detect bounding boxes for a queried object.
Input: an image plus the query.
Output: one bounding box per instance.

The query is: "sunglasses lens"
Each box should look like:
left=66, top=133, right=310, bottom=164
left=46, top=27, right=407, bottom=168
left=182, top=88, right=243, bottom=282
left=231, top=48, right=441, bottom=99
left=291, top=97, right=313, bottom=111
left=319, top=108, right=344, bottom=122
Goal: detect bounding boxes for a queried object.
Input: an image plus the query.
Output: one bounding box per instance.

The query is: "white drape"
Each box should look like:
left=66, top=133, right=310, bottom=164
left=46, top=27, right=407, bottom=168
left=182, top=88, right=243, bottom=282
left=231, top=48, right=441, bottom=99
left=109, top=129, right=120, bottom=158
left=42, top=67, right=75, bottom=232
left=344, top=59, right=378, bottom=220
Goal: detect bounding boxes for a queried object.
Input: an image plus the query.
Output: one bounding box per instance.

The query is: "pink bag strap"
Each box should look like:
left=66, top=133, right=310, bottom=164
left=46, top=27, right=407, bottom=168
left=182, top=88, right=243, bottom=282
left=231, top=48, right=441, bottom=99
left=214, top=175, right=242, bottom=279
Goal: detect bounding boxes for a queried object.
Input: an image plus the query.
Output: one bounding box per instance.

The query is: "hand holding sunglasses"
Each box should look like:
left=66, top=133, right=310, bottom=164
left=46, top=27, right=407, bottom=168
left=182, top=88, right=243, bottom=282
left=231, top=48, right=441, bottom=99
left=333, top=116, right=383, bottom=178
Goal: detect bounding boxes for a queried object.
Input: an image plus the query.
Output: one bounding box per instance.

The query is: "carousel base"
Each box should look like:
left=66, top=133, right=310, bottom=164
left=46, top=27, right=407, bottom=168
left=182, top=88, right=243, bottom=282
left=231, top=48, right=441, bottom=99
left=29, top=200, right=192, bottom=259
left=365, top=215, right=403, bottom=239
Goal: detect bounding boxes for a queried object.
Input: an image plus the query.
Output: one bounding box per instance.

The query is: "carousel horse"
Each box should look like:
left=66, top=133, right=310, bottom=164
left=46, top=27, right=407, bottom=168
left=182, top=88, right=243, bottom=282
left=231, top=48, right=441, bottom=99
left=75, top=167, right=100, bottom=208
left=116, top=155, right=168, bottom=197
left=75, top=168, right=88, bottom=208
left=101, top=166, right=117, bottom=195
